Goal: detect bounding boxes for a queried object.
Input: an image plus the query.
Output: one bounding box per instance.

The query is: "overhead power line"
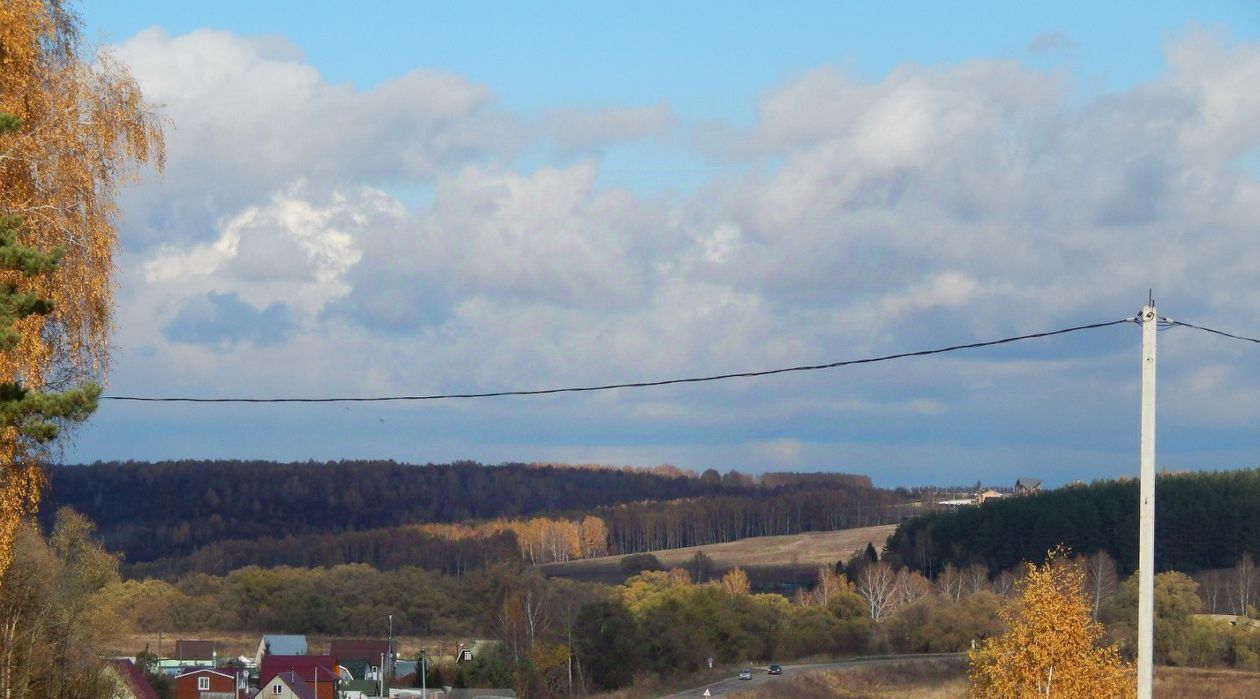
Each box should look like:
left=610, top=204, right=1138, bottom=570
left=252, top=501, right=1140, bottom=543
left=102, top=316, right=1138, bottom=404
left=1160, top=317, right=1260, bottom=345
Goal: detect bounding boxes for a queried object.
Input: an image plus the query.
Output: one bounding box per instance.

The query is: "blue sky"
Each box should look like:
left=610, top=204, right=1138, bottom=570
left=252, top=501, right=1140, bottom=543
left=63, top=2, right=1260, bottom=486
left=81, top=1, right=1260, bottom=196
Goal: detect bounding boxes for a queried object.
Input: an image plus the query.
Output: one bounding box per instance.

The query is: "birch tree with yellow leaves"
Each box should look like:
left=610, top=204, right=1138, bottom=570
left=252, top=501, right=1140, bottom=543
left=0, top=0, right=164, bottom=578
left=969, top=548, right=1135, bottom=698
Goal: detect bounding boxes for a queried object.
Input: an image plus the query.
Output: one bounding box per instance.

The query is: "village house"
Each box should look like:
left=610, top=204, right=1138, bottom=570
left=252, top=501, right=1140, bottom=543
left=1014, top=478, right=1042, bottom=495
left=173, top=667, right=238, bottom=699
left=258, top=671, right=316, bottom=699
left=328, top=639, right=396, bottom=681
left=973, top=489, right=1003, bottom=504
left=260, top=655, right=340, bottom=699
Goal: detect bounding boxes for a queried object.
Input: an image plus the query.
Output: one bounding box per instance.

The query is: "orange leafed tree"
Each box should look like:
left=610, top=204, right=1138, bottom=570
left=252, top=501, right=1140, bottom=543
left=968, top=548, right=1135, bottom=698
left=0, top=0, right=164, bottom=576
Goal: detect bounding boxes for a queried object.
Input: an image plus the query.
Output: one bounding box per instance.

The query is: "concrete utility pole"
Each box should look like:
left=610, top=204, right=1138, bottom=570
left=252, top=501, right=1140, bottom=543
left=1137, top=300, right=1157, bottom=699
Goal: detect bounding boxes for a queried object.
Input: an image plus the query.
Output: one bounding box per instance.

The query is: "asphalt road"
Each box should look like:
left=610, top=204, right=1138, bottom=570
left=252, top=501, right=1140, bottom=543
left=660, top=654, right=965, bottom=698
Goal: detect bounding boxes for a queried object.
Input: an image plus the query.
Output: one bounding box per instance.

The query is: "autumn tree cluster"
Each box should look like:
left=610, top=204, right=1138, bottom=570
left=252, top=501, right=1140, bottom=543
left=90, top=514, right=1260, bottom=696
left=969, top=549, right=1135, bottom=698
left=0, top=510, right=126, bottom=697
left=505, top=516, right=609, bottom=564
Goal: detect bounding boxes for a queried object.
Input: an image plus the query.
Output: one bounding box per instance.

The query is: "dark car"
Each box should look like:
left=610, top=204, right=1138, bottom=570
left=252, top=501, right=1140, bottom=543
left=738, top=668, right=753, bottom=680
left=768, top=664, right=782, bottom=675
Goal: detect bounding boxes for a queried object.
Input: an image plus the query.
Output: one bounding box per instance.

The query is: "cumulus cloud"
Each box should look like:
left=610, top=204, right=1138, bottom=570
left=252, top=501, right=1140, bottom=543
left=88, top=27, right=1260, bottom=482
left=142, top=183, right=376, bottom=323
left=330, top=161, right=675, bottom=328
left=111, top=28, right=518, bottom=248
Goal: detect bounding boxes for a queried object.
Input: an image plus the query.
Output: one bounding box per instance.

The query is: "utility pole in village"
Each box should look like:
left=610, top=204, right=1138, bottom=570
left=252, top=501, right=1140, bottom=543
left=1137, top=298, right=1157, bottom=699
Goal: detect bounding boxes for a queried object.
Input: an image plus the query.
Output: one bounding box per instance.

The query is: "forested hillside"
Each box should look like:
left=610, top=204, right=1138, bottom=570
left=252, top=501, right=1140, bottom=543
left=597, top=488, right=907, bottom=552
left=42, top=460, right=723, bottom=561
left=886, top=469, right=1260, bottom=576
left=43, top=460, right=906, bottom=567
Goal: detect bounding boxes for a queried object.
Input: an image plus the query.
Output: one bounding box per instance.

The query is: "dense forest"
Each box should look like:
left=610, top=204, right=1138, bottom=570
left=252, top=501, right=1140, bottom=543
left=886, top=469, right=1260, bottom=576
left=44, top=460, right=907, bottom=569
left=42, top=460, right=725, bottom=561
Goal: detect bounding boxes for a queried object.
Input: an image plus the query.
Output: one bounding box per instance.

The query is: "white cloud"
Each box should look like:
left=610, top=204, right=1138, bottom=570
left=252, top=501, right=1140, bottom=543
left=1165, top=28, right=1260, bottom=163
left=90, top=28, right=1260, bottom=480
left=112, top=28, right=517, bottom=248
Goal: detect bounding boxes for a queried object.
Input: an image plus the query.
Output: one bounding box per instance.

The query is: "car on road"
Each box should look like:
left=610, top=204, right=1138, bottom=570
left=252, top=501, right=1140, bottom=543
left=768, top=664, right=782, bottom=675
left=738, top=668, right=753, bottom=680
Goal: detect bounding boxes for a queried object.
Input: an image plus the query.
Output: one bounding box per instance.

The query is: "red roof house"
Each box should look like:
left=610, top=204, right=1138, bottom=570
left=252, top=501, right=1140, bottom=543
left=260, top=655, right=339, bottom=699
left=326, top=639, right=395, bottom=679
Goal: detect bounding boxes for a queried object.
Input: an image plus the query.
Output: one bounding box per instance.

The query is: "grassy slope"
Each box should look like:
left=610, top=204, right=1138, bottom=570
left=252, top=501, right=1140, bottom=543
left=539, top=524, right=898, bottom=587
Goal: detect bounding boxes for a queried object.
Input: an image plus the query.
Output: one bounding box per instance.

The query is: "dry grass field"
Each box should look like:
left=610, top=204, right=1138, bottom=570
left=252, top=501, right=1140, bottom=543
left=539, top=524, right=899, bottom=588
left=721, top=663, right=1260, bottom=698
left=1155, top=666, right=1260, bottom=698
left=729, top=659, right=969, bottom=698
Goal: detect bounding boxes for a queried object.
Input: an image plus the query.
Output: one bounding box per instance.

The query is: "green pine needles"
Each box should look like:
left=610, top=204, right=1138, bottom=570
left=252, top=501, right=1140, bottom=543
left=0, top=116, right=99, bottom=448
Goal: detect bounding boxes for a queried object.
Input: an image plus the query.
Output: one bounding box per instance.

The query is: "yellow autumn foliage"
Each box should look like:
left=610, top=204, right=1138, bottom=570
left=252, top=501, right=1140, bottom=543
left=0, top=0, right=164, bottom=576
left=720, top=566, right=751, bottom=596
left=968, top=548, right=1135, bottom=698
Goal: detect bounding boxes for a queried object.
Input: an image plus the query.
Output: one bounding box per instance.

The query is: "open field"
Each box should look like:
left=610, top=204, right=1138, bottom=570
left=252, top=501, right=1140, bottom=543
left=539, top=524, right=898, bottom=588
left=726, top=658, right=969, bottom=699
left=712, top=663, right=1260, bottom=698
left=1155, top=666, right=1260, bottom=698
